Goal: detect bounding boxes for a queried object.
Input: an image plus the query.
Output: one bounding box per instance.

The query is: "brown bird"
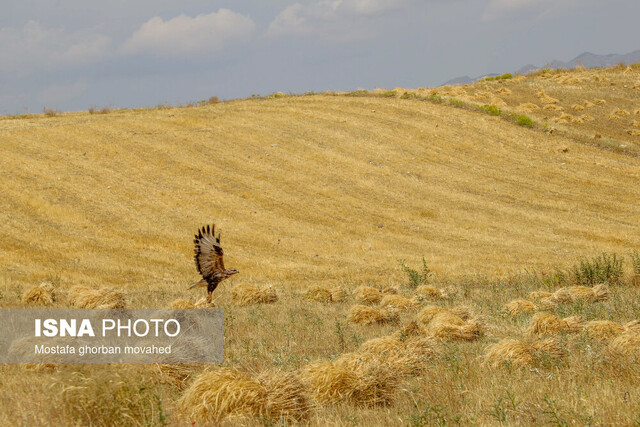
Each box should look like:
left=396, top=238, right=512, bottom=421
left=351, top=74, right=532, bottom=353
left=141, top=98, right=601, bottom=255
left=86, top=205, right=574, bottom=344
left=189, top=224, right=239, bottom=303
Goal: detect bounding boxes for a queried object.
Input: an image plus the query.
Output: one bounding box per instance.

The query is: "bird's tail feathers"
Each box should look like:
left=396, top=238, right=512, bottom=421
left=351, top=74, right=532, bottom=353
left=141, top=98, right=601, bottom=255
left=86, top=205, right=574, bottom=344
left=188, top=279, right=208, bottom=290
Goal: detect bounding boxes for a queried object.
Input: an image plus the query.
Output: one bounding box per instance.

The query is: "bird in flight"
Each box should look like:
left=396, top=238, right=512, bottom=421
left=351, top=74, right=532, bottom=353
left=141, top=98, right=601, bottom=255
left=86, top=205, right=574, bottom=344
left=189, top=224, right=239, bottom=303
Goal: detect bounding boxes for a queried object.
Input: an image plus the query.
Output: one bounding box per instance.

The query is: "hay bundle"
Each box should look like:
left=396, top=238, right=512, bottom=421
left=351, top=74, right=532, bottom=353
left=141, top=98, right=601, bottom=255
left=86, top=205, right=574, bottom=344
left=305, top=286, right=345, bottom=303
left=563, top=315, right=586, bottom=333
left=69, top=285, right=126, bottom=309
left=607, top=331, right=640, bottom=359
left=232, top=284, right=278, bottom=306
left=417, top=305, right=471, bottom=324
left=360, top=336, right=404, bottom=356
left=168, top=298, right=195, bottom=309
left=301, top=357, right=399, bottom=407
left=484, top=338, right=565, bottom=368
left=380, top=294, right=417, bottom=311
left=353, top=286, right=382, bottom=304
left=549, top=284, right=610, bottom=303
left=21, top=282, right=56, bottom=305
left=450, top=305, right=472, bottom=320
left=395, top=321, right=427, bottom=339
left=540, top=95, right=559, bottom=104
left=179, top=368, right=268, bottom=423
left=305, top=286, right=332, bottom=303
left=425, top=311, right=483, bottom=341
left=381, top=287, right=398, bottom=295
left=393, top=337, right=436, bottom=375
left=329, top=287, right=345, bottom=302
left=347, top=305, right=399, bottom=325
left=527, top=312, right=565, bottom=336
left=584, top=320, right=625, bottom=340
left=529, top=291, right=553, bottom=301
left=543, top=104, right=564, bottom=112
left=256, top=370, right=314, bottom=422
left=417, top=305, right=449, bottom=324
left=359, top=335, right=435, bottom=376
left=504, top=299, right=536, bottom=317
left=527, top=312, right=584, bottom=336
left=550, top=288, right=573, bottom=303
left=566, top=286, right=597, bottom=301
left=517, top=102, right=540, bottom=113
left=152, top=363, right=198, bottom=390
left=194, top=297, right=213, bottom=308
left=416, top=285, right=443, bottom=299
left=590, top=284, right=610, bottom=301
left=581, top=114, right=595, bottom=121
left=624, top=320, right=640, bottom=332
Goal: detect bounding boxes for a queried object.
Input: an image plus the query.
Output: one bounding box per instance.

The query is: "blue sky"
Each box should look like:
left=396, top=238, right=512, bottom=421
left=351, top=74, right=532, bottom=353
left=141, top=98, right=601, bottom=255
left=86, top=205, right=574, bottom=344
left=0, top=0, right=638, bottom=114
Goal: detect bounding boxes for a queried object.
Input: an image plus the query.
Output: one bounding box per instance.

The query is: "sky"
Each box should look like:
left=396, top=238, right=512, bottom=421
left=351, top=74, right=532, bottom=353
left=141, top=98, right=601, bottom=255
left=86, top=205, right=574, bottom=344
left=0, top=0, right=638, bottom=114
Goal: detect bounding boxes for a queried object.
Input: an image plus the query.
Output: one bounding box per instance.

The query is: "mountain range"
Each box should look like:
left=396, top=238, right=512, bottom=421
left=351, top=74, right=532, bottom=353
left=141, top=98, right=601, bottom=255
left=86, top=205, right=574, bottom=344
left=443, top=49, right=640, bottom=85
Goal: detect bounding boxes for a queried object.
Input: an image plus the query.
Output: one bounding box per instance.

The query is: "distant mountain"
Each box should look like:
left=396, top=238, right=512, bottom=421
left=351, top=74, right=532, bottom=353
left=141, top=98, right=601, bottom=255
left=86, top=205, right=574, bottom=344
left=443, top=49, right=640, bottom=86
left=545, top=50, right=640, bottom=69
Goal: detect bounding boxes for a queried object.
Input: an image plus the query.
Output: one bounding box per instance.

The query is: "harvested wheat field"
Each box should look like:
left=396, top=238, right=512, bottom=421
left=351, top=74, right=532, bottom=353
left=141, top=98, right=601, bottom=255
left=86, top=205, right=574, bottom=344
left=2, top=65, right=640, bottom=425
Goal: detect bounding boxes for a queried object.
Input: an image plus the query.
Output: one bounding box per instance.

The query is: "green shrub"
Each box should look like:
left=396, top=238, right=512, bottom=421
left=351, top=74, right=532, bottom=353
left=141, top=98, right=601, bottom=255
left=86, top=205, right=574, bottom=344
left=516, top=115, right=534, bottom=127
left=400, top=257, right=433, bottom=288
left=485, top=73, right=513, bottom=81
left=377, top=90, right=397, bottom=98
left=571, top=252, right=624, bottom=285
left=481, top=104, right=502, bottom=116
left=448, top=98, right=465, bottom=107
left=345, top=90, right=369, bottom=97
left=630, top=250, right=640, bottom=277
left=400, top=92, right=419, bottom=100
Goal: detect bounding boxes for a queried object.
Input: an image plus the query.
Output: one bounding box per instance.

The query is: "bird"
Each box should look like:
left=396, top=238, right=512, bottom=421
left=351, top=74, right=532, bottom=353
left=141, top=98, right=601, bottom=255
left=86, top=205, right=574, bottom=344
left=189, top=224, right=239, bottom=303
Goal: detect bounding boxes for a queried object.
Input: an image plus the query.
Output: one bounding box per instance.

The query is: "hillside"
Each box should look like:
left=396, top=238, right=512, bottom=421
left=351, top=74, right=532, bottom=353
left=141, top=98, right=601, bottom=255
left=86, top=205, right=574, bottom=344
left=2, top=84, right=640, bottom=299
left=432, top=64, right=640, bottom=156
left=2, top=67, right=640, bottom=425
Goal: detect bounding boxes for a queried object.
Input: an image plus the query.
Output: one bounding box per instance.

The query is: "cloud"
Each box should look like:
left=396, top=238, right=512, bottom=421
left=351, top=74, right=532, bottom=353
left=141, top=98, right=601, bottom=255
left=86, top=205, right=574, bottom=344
left=483, top=0, right=577, bottom=20
left=0, top=21, right=112, bottom=74
left=267, top=0, right=410, bottom=38
left=120, top=9, right=256, bottom=57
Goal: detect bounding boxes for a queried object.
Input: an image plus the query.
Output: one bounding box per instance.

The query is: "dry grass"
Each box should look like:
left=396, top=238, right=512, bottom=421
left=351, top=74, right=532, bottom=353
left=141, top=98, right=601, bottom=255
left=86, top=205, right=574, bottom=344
left=68, top=285, right=126, bottom=309
left=21, top=281, right=56, bottom=305
left=231, top=284, right=278, bottom=306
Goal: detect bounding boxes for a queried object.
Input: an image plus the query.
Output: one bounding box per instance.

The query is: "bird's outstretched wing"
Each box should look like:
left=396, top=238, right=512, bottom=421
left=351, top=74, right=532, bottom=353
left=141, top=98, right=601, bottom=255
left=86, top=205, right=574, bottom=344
left=194, top=224, right=225, bottom=281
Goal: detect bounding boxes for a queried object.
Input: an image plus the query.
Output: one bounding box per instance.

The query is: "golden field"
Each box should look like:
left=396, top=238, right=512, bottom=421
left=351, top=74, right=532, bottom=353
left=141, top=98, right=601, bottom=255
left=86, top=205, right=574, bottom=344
left=1, top=65, right=640, bottom=425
